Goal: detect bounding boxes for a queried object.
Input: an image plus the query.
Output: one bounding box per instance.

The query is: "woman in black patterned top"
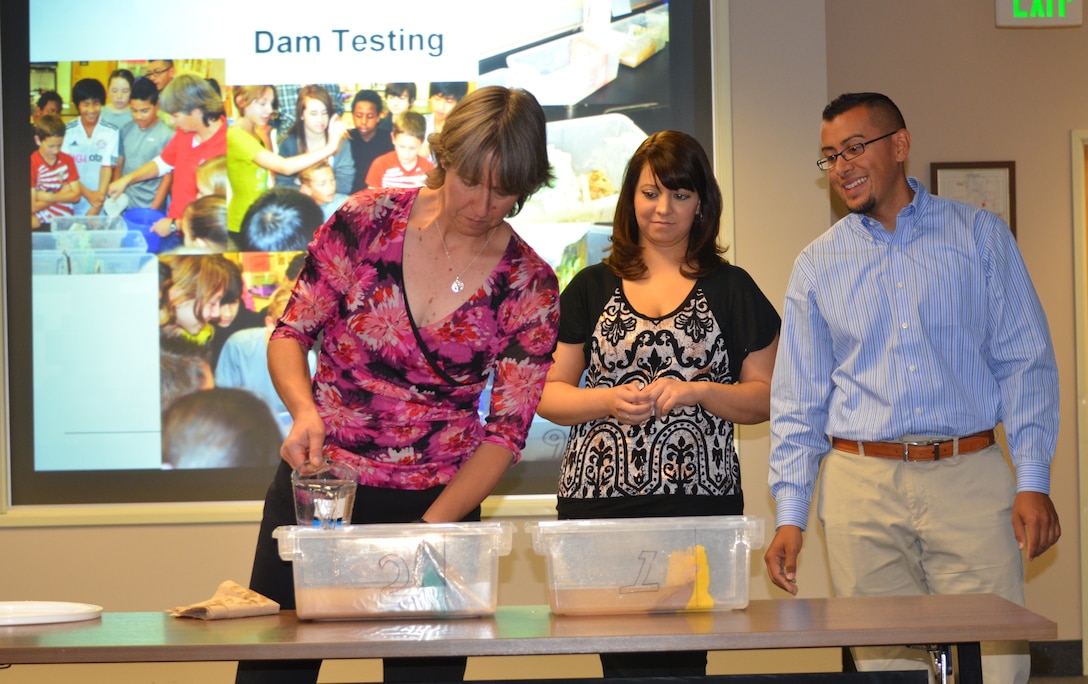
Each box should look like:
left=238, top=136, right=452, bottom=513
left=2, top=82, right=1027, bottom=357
left=536, top=130, right=781, bottom=678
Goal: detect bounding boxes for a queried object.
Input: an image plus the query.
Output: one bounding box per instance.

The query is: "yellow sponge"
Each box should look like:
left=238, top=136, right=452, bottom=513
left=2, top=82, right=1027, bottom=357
left=664, top=545, right=714, bottom=610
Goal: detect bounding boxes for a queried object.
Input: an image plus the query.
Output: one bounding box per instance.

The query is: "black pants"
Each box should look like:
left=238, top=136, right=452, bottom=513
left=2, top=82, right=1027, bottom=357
left=235, top=461, right=480, bottom=684
left=600, top=650, right=708, bottom=678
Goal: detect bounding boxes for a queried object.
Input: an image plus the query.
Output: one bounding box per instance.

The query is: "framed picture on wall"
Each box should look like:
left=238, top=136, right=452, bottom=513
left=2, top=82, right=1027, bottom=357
left=930, top=161, right=1017, bottom=236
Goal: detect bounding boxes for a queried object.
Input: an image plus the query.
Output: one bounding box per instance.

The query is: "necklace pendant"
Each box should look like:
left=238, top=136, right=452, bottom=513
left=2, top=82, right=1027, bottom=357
left=451, top=277, right=465, bottom=293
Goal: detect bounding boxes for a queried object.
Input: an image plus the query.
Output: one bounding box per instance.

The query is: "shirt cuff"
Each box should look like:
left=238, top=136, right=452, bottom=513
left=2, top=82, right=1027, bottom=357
left=1013, top=460, right=1051, bottom=495
left=773, top=496, right=811, bottom=531
left=153, top=156, right=174, bottom=177
left=269, top=322, right=316, bottom=350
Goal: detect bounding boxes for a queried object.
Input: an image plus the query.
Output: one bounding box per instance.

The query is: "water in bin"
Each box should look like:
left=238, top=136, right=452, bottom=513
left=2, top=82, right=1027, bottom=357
left=122, top=207, right=165, bottom=253
left=291, top=460, right=358, bottom=528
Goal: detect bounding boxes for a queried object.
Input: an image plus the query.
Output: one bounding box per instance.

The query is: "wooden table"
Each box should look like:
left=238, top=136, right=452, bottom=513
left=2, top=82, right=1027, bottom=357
left=0, top=594, right=1056, bottom=683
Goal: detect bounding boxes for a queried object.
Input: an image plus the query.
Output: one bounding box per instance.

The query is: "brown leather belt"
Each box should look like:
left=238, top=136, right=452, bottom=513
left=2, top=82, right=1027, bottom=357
left=830, top=429, right=996, bottom=462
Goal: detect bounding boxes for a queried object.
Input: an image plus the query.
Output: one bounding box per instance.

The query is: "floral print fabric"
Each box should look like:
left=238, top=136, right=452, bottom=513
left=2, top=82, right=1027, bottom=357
left=271, top=187, right=560, bottom=489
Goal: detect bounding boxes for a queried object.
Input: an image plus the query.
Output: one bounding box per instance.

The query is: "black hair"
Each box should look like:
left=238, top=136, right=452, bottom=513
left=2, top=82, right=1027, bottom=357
left=428, top=81, right=468, bottom=100
left=822, top=92, right=906, bottom=130
left=285, top=252, right=307, bottom=282
left=72, top=78, right=106, bottom=106
left=240, top=187, right=324, bottom=252
left=36, top=90, right=63, bottom=112
left=385, top=82, right=417, bottom=102
left=352, top=89, right=383, bottom=112
left=130, top=77, right=159, bottom=105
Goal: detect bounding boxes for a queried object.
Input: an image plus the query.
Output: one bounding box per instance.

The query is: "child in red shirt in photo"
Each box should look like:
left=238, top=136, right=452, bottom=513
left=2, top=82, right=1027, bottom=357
left=365, top=111, right=434, bottom=189
left=31, top=114, right=81, bottom=230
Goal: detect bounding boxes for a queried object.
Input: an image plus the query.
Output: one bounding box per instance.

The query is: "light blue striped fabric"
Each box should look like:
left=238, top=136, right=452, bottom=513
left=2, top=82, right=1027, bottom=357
left=769, top=178, right=1058, bottom=530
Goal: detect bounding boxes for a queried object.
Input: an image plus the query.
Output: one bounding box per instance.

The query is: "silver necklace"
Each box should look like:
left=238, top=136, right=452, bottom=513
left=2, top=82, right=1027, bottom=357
left=436, top=218, right=493, bottom=293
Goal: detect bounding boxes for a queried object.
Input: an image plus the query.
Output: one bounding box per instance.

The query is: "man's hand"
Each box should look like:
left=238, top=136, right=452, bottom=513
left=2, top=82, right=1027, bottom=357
left=106, top=177, right=129, bottom=199
left=1012, top=491, right=1061, bottom=560
left=150, top=217, right=175, bottom=237
left=764, top=524, right=803, bottom=595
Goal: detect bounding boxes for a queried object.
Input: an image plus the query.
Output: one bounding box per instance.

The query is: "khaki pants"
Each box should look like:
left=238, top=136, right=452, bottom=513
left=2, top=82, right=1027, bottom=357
left=817, top=445, right=1030, bottom=684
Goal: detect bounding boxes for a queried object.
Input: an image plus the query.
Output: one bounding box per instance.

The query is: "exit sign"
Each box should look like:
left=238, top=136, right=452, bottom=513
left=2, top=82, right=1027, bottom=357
left=997, top=0, right=1083, bottom=26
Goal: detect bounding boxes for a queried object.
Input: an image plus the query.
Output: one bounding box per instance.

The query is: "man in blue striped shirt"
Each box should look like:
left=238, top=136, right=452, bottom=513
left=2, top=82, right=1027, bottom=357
left=765, top=92, right=1061, bottom=683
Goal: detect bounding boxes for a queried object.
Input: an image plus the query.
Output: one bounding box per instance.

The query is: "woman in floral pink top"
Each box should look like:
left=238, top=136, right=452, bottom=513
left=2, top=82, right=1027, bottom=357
left=238, top=86, right=559, bottom=684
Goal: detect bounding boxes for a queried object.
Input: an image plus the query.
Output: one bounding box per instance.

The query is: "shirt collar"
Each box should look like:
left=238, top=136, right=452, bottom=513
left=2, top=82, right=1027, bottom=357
left=852, top=176, right=929, bottom=239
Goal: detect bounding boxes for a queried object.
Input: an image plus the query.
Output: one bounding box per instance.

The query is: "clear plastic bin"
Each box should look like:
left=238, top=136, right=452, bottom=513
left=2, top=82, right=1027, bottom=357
left=67, top=249, right=156, bottom=275
left=645, top=5, right=670, bottom=51
left=33, top=251, right=68, bottom=275
left=612, top=8, right=670, bottom=67
left=51, top=230, right=148, bottom=253
left=526, top=515, right=764, bottom=615
left=49, top=216, right=126, bottom=232
left=33, top=229, right=149, bottom=275
left=519, top=113, right=646, bottom=223
left=32, top=233, right=60, bottom=251
left=275, top=521, right=513, bottom=620
left=505, top=31, right=623, bottom=105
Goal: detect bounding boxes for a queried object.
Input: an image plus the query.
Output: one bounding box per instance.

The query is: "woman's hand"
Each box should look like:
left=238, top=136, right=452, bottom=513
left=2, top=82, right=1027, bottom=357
left=326, top=118, right=349, bottom=148
left=280, top=407, right=326, bottom=469
left=611, top=381, right=654, bottom=424
left=642, top=377, right=701, bottom=418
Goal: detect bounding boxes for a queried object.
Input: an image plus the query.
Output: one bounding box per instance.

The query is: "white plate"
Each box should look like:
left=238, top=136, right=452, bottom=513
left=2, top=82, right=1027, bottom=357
left=0, top=601, right=103, bottom=626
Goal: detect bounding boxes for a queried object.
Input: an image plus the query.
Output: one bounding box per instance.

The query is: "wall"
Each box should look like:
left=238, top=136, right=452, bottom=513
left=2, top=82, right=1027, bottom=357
left=727, top=0, right=834, bottom=598
left=1, top=1, right=1081, bottom=681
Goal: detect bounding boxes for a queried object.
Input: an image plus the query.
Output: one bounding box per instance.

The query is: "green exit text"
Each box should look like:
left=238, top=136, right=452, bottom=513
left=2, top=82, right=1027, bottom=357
left=1013, top=0, right=1073, bottom=18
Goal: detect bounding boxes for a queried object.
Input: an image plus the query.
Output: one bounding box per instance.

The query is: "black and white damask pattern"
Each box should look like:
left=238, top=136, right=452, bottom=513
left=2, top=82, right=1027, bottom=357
left=558, top=287, right=740, bottom=499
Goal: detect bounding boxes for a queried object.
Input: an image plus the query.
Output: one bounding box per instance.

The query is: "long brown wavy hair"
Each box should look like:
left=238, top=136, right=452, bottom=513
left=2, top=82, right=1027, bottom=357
left=605, top=130, right=726, bottom=280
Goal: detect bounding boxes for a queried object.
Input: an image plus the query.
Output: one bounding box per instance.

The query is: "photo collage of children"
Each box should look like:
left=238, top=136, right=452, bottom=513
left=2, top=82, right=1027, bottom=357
left=29, top=57, right=475, bottom=470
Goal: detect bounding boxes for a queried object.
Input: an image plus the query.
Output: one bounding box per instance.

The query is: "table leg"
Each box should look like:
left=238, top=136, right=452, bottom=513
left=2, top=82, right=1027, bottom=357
left=956, top=642, right=983, bottom=684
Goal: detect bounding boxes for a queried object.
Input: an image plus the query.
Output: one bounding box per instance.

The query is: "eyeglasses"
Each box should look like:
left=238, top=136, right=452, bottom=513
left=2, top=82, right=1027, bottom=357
left=816, top=130, right=899, bottom=171
left=146, top=67, right=172, bottom=78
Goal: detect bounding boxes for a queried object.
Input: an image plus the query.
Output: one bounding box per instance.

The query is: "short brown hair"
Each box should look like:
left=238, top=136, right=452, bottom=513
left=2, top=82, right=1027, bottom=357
left=196, top=155, right=227, bottom=197
left=160, top=74, right=224, bottom=123
left=392, top=111, right=426, bottom=141
left=183, top=195, right=228, bottom=250
left=232, top=85, right=276, bottom=117
left=425, top=86, right=553, bottom=217
left=299, top=161, right=333, bottom=186
left=34, top=113, right=66, bottom=141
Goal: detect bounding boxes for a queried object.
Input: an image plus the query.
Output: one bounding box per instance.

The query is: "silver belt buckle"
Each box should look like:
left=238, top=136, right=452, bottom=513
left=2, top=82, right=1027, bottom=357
left=901, top=437, right=950, bottom=461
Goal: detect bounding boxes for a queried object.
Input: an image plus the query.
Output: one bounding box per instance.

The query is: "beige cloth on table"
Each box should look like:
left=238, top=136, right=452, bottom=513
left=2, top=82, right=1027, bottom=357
left=169, top=580, right=280, bottom=620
